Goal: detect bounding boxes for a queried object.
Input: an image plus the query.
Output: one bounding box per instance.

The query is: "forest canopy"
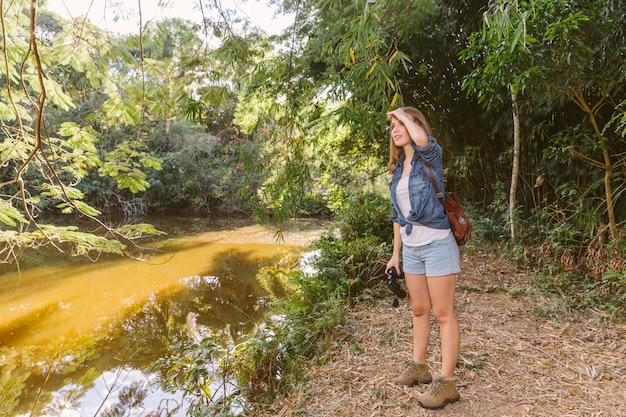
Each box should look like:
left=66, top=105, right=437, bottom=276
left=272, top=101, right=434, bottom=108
left=0, top=0, right=624, bottom=263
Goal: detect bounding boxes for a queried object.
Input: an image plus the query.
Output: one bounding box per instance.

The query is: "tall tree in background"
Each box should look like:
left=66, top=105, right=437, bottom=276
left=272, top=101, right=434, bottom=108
left=462, top=0, right=625, bottom=241
left=533, top=0, right=625, bottom=241
left=461, top=0, right=539, bottom=241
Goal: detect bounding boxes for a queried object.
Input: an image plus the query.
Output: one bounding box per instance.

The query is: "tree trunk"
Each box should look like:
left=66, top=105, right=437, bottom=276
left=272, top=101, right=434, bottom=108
left=509, top=85, right=521, bottom=241
left=579, top=95, right=618, bottom=240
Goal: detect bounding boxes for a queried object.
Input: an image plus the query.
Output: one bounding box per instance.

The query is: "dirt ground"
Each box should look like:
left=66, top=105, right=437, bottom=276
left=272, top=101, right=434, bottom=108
left=267, top=250, right=626, bottom=417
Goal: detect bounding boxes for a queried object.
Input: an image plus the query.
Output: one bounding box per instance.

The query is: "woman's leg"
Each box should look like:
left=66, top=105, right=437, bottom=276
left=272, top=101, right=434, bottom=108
left=427, top=274, right=459, bottom=377
left=404, top=273, right=431, bottom=362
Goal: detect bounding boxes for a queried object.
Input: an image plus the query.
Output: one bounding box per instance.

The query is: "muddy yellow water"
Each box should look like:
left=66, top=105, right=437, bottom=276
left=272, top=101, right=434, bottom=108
left=0, top=221, right=321, bottom=350
left=0, top=218, right=328, bottom=416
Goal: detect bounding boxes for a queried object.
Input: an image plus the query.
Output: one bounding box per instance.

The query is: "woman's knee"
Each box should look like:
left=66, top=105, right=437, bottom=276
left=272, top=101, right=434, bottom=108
left=432, top=306, right=457, bottom=325
left=410, top=301, right=431, bottom=318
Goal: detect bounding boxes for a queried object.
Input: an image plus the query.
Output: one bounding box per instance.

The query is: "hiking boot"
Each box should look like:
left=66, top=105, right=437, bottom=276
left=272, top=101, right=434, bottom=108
left=392, top=361, right=432, bottom=386
left=417, top=375, right=460, bottom=410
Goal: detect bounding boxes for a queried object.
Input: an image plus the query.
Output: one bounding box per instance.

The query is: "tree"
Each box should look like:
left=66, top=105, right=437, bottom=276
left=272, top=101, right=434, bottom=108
left=0, top=0, right=164, bottom=263
left=233, top=0, right=426, bottom=218
left=461, top=0, right=541, bottom=241
left=462, top=0, right=625, bottom=241
left=533, top=0, right=625, bottom=240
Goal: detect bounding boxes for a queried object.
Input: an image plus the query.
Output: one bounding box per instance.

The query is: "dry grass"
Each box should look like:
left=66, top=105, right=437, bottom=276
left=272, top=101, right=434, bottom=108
left=264, top=251, right=626, bottom=417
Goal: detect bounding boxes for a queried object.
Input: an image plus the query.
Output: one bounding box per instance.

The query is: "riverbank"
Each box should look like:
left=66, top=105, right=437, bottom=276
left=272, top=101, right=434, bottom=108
left=265, top=250, right=626, bottom=416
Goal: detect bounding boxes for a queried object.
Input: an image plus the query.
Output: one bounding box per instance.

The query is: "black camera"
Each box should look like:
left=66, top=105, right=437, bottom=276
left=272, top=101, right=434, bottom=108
left=386, top=267, right=407, bottom=299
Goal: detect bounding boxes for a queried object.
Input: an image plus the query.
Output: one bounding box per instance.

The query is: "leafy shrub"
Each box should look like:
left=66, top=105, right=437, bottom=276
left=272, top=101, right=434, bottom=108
left=143, top=129, right=263, bottom=214
left=232, top=292, right=349, bottom=405
left=335, top=191, right=393, bottom=243
left=297, top=191, right=332, bottom=217
left=306, top=234, right=389, bottom=301
left=227, top=199, right=392, bottom=409
left=532, top=268, right=626, bottom=322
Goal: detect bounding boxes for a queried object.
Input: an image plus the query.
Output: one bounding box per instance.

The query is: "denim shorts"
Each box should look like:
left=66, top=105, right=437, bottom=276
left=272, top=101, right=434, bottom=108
left=402, top=233, right=461, bottom=277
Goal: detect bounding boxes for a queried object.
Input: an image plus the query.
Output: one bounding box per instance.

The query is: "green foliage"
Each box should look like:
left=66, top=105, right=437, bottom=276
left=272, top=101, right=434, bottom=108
left=461, top=0, right=625, bottom=242
left=232, top=292, right=349, bottom=406
left=100, top=141, right=163, bottom=193
left=0, top=224, right=126, bottom=263
left=142, top=123, right=263, bottom=214
left=0, top=201, right=28, bottom=227
left=34, top=225, right=126, bottom=255
left=305, top=234, right=388, bottom=301
left=230, top=0, right=436, bottom=222
left=4, top=0, right=622, bottom=250
left=0, top=3, right=178, bottom=260
left=116, top=223, right=168, bottom=239
left=233, top=72, right=316, bottom=222
left=155, top=334, right=244, bottom=416
left=335, top=191, right=393, bottom=243
left=462, top=180, right=510, bottom=243
left=216, top=199, right=391, bottom=409
left=0, top=218, right=164, bottom=264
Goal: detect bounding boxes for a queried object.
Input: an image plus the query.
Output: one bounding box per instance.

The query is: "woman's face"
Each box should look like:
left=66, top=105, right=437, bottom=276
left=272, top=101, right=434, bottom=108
left=390, top=118, right=411, bottom=148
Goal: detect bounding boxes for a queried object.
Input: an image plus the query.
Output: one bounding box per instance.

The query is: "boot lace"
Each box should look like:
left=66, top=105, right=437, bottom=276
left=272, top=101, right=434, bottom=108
left=424, top=377, right=443, bottom=396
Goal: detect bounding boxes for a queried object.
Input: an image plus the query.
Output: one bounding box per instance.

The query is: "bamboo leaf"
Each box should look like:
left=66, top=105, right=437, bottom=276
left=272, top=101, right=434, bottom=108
left=391, top=92, right=399, bottom=107
left=388, top=50, right=399, bottom=64
left=365, top=62, right=377, bottom=78
left=386, top=76, right=395, bottom=90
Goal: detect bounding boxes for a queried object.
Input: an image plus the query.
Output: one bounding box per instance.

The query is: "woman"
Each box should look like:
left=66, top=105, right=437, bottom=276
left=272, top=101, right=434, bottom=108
left=385, top=107, right=461, bottom=410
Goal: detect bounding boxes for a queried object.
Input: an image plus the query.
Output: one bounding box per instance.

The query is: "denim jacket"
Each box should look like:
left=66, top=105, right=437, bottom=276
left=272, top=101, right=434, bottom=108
left=389, top=134, right=450, bottom=234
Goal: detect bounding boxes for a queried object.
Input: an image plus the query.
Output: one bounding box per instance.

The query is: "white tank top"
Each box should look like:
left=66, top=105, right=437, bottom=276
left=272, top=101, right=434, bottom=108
left=396, top=177, right=450, bottom=246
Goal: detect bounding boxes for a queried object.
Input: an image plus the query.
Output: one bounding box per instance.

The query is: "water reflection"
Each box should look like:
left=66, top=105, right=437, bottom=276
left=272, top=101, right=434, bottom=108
left=0, top=218, right=325, bottom=416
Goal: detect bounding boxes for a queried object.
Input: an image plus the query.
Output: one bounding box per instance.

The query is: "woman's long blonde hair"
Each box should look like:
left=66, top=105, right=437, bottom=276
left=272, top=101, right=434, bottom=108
left=387, top=107, right=431, bottom=173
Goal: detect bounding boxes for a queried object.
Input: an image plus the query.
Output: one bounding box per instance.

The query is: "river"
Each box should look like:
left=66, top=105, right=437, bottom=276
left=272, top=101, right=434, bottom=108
left=0, top=216, right=328, bottom=417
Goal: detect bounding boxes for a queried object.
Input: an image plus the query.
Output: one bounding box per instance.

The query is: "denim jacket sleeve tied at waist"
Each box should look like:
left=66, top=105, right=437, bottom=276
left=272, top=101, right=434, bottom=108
left=389, top=134, right=450, bottom=235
